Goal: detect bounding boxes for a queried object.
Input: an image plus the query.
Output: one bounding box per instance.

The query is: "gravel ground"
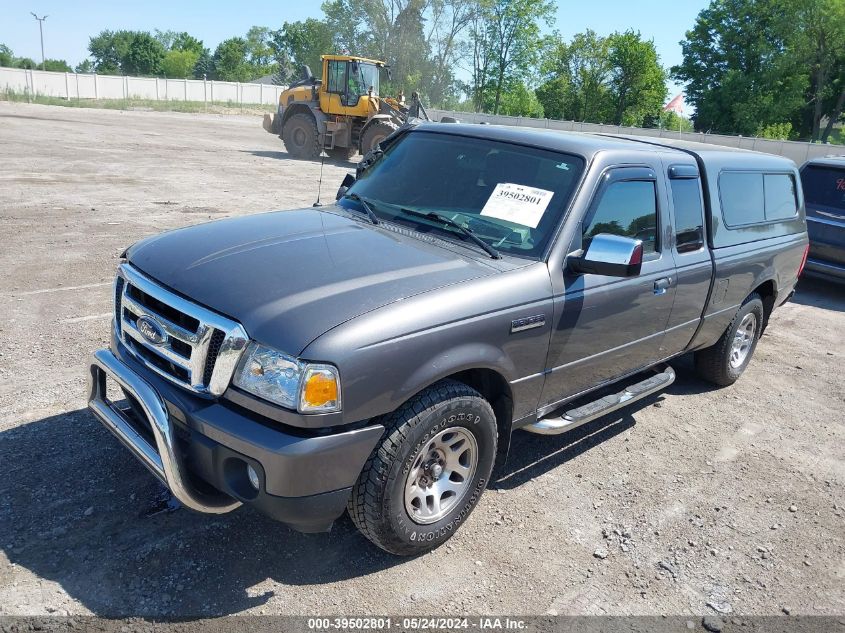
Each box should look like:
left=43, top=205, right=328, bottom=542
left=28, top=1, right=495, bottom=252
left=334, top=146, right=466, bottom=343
left=0, top=102, right=843, bottom=619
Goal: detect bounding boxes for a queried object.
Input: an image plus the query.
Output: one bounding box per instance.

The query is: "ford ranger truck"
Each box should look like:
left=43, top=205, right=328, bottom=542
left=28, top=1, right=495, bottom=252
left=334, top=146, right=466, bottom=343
left=88, top=124, right=809, bottom=555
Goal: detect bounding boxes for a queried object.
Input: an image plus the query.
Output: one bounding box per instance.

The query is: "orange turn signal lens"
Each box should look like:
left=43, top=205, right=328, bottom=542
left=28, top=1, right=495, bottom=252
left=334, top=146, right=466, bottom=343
left=300, top=367, right=340, bottom=412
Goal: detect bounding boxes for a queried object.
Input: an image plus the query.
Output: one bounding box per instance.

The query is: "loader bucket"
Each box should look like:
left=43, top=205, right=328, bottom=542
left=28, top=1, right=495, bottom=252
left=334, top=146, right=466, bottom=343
left=262, top=113, right=274, bottom=134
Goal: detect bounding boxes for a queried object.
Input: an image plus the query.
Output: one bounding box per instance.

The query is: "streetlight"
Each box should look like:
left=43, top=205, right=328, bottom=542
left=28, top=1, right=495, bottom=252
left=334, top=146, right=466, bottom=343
left=30, top=13, right=48, bottom=71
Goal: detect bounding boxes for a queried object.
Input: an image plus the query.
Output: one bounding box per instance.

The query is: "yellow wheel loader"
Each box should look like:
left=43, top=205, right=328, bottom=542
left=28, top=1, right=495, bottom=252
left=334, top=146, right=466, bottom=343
left=262, top=54, right=429, bottom=160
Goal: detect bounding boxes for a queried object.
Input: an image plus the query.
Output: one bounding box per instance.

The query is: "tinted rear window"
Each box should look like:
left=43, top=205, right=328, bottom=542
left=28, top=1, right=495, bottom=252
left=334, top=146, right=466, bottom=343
left=801, top=165, right=845, bottom=215
left=720, top=172, right=765, bottom=225
left=720, top=171, right=798, bottom=226
left=764, top=174, right=798, bottom=220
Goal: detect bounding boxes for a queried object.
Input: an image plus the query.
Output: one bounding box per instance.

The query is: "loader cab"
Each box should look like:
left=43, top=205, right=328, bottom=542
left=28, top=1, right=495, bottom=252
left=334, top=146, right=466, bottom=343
left=320, top=55, right=382, bottom=117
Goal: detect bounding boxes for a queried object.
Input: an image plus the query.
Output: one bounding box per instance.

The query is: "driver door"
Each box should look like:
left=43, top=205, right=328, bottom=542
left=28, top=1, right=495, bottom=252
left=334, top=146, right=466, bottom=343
left=539, top=166, right=677, bottom=410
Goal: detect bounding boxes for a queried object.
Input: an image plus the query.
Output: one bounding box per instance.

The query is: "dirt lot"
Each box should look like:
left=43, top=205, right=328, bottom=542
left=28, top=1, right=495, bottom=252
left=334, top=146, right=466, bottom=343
left=0, top=101, right=843, bottom=619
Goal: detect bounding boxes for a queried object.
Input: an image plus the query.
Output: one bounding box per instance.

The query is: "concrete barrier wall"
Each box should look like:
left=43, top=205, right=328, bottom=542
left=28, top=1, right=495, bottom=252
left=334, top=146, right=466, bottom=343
left=0, top=66, right=286, bottom=105
left=429, top=108, right=842, bottom=165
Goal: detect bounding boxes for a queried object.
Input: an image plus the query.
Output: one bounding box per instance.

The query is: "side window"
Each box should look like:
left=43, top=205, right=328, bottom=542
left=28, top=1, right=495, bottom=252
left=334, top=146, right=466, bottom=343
left=764, top=174, right=798, bottom=220
left=669, top=177, right=705, bottom=253
left=583, top=180, right=658, bottom=253
left=327, top=61, right=345, bottom=94
left=720, top=172, right=765, bottom=226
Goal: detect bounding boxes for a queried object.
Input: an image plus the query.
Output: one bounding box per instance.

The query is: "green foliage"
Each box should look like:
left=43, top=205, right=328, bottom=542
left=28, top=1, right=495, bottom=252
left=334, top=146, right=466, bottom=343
left=658, top=111, right=694, bottom=132
left=192, top=49, right=215, bottom=79
left=123, top=32, right=165, bottom=76
left=470, top=0, right=556, bottom=114
left=0, top=44, right=13, bottom=67
left=497, top=81, right=544, bottom=117
left=75, top=59, right=95, bottom=73
left=16, top=58, right=37, bottom=70
left=270, top=18, right=333, bottom=82
left=756, top=122, right=794, bottom=140
left=43, top=59, right=73, bottom=72
left=673, top=0, right=845, bottom=140
left=535, top=29, right=666, bottom=126
left=88, top=30, right=136, bottom=74
left=155, top=30, right=205, bottom=56
left=213, top=37, right=253, bottom=82
left=161, top=49, right=200, bottom=78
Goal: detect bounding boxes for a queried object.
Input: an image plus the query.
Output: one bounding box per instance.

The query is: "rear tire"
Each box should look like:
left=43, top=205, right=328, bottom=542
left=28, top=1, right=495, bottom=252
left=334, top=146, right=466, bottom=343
left=694, top=293, right=764, bottom=386
left=360, top=121, right=397, bottom=155
left=348, top=380, right=497, bottom=556
left=282, top=112, right=321, bottom=160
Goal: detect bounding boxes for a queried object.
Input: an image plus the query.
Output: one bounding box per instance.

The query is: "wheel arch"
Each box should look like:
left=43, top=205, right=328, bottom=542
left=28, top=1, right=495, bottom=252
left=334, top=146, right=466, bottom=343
left=397, top=362, right=515, bottom=473
left=281, top=103, right=327, bottom=130
left=750, top=278, right=777, bottom=331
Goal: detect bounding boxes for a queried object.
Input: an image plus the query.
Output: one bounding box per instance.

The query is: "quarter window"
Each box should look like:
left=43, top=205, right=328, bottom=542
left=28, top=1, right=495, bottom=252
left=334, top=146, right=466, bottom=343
left=583, top=180, right=658, bottom=253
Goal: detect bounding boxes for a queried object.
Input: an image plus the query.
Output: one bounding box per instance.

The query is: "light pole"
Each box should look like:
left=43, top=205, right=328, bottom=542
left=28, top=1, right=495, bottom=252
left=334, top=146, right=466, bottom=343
left=30, top=13, right=48, bottom=71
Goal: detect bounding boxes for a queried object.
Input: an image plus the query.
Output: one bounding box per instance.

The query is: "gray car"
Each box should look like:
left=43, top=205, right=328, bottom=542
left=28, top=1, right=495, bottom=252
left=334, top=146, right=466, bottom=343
left=88, top=123, right=808, bottom=555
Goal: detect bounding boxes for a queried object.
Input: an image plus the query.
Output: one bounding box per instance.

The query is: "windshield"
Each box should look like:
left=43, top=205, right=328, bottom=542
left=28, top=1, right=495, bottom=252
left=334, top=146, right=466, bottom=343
left=341, top=131, right=585, bottom=258
left=353, top=62, right=380, bottom=97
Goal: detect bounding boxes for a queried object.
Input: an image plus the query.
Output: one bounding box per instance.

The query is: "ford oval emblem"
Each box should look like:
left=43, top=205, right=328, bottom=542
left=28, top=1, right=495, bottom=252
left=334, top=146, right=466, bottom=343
left=137, top=315, right=168, bottom=346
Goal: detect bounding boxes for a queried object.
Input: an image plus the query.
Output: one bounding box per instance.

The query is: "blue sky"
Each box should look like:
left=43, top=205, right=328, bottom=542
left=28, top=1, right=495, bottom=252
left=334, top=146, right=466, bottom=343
left=2, top=0, right=707, bottom=95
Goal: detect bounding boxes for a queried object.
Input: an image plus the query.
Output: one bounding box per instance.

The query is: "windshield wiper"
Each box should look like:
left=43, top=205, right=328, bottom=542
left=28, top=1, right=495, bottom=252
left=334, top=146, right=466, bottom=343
left=343, top=192, right=379, bottom=225
left=400, top=208, right=500, bottom=259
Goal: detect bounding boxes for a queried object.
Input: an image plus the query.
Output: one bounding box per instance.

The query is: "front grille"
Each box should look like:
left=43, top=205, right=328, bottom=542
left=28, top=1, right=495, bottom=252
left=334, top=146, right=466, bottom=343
left=203, top=329, right=226, bottom=385
left=114, top=276, right=125, bottom=335
left=114, top=264, right=249, bottom=396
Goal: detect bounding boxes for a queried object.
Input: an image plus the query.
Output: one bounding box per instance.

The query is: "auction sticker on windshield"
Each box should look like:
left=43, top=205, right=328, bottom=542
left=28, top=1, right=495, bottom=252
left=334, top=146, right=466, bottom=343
left=480, top=183, right=554, bottom=228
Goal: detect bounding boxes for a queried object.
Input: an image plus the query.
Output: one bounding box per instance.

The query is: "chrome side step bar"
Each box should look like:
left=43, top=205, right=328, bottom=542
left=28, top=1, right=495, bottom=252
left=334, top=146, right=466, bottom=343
left=88, top=349, right=241, bottom=514
left=523, top=366, right=675, bottom=436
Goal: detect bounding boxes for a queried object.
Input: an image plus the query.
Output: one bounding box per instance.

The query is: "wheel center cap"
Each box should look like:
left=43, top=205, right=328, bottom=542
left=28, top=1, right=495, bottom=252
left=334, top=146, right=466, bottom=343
left=429, top=463, right=443, bottom=480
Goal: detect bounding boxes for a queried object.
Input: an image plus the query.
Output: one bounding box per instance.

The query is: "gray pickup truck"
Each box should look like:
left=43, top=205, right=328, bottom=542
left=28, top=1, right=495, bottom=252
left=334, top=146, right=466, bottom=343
left=88, top=123, right=808, bottom=555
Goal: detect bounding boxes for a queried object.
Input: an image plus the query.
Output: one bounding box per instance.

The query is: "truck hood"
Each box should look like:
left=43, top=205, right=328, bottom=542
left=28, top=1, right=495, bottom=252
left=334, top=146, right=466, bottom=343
left=126, top=207, right=497, bottom=354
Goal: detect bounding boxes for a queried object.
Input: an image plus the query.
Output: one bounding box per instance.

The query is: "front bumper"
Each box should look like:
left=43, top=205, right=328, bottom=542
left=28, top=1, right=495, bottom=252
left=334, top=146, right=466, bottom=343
left=87, top=345, right=384, bottom=532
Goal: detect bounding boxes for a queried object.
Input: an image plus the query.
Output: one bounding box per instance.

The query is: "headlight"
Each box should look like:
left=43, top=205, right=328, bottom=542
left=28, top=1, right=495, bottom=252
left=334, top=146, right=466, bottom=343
left=232, top=343, right=341, bottom=413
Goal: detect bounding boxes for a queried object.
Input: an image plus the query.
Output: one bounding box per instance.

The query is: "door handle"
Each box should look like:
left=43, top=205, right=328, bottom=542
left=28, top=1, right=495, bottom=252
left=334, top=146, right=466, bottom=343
left=654, top=277, right=672, bottom=295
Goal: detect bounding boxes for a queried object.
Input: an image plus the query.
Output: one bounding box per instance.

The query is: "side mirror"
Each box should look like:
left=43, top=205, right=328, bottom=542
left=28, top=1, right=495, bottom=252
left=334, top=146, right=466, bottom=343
left=335, top=173, right=356, bottom=201
left=568, top=233, right=644, bottom=277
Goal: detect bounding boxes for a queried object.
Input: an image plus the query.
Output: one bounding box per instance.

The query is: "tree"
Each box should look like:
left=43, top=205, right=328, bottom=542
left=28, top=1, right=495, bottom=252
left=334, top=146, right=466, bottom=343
left=192, top=48, right=215, bottom=79
left=671, top=0, right=844, bottom=138
left=43, top=59, right=73, bottom=72
left=606, top=31, right=666, bottom=126
left=15, top=58, right=37, bottom=70
left=536, top=30, right=611, bottom=122
left=0, top=44, right=13, bottom=67
left=270, top=18, right=334, bottom=82
left=88, top=30, right=136, bottom=74
left=75, top=59, right=95, bottom=73
left=155, top=30, right=204, bottom=56
left=213, top=37, right=252, bottom=82
left=161, top=49, right=199, bottom=78
left=123, top=32, right=165, bottom=76
left=473, top=0, right=555, bottom=114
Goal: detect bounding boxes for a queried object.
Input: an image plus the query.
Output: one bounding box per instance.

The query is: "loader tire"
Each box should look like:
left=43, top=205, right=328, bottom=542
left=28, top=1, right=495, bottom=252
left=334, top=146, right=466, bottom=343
left=360, top=121, right=397, bottom=154
left=327, top=145, right=358, bottom=161
left=282, top=112, right=321, bottom=160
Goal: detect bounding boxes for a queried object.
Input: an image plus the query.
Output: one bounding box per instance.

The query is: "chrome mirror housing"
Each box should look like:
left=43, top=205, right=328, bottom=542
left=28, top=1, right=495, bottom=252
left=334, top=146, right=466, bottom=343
left=569, top=233, right=644, bottom=277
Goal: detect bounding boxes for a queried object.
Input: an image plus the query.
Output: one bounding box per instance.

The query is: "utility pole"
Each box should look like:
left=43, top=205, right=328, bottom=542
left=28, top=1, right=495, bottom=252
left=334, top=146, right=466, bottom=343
left=30, top=13, right=48, bottom=71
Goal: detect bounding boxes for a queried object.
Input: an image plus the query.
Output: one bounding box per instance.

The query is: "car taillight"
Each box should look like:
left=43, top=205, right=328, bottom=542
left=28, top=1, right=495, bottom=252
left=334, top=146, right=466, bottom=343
left=797, top=243, right=810, bottom=278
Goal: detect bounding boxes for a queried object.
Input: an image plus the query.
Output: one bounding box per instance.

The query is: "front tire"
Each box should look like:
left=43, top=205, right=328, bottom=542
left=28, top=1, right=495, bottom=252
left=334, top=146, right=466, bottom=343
left=694, top=293, right=764, bottom=386
left=360, top=121, right=397, bottom=155
left=348, top=380, right=497, bottom=556
left=282, top=112, right=321, bottom=160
